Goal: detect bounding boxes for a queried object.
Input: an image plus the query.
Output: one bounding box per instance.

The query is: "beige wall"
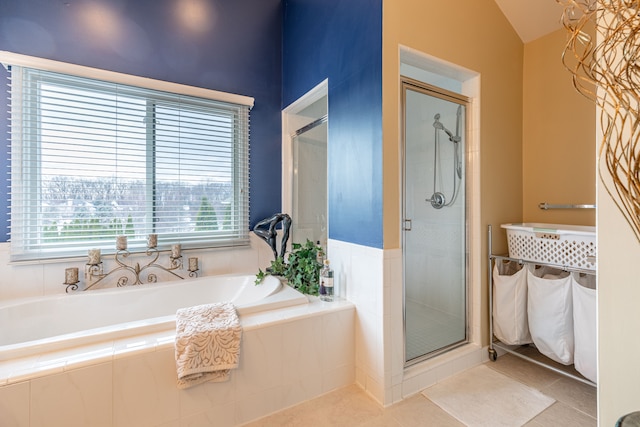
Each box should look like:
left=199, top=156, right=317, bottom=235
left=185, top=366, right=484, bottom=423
left=598, top=176, right=640, bottom=424
left=523, top=28, right=596, bottom=226
left=383, top=0, right=524, bottom=344
left=383, top=0, right=524, bottom=252
left=383, top=4, right=635, bottom=424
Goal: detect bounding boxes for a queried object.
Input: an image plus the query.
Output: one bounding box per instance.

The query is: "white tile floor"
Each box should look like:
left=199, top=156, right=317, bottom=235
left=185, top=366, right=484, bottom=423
left=244, top=347, right=597, bottom=426
left=405, top=300, right=466, bottom=361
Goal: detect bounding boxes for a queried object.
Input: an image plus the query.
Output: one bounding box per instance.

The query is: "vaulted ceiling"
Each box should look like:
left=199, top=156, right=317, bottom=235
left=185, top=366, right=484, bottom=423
left=494, top=0, right=565, bottom=43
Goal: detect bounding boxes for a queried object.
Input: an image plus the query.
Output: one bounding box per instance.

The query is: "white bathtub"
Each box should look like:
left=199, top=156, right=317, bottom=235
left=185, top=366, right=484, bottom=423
left=0, top=272, right=355, bottom=426
left=0, top=273, right=308, bottom=361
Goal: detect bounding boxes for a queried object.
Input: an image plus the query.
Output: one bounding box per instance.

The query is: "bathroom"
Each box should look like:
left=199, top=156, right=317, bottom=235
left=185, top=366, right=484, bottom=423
left=0, top=0, right=638, bottom=425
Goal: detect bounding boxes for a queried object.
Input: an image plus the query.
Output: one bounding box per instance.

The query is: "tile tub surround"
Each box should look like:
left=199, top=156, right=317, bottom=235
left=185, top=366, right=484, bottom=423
left=0, top=233, right=277, bottom=303
left=0, top=299, right=355, bottom=427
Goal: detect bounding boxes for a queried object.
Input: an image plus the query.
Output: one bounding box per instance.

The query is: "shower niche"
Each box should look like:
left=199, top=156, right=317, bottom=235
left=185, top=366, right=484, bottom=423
left=402, top=77, right=469, bottom=365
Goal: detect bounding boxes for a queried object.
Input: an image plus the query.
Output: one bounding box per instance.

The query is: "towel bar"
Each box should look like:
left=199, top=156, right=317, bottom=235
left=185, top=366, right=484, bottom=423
left=538, top=202, right=596, bottom=210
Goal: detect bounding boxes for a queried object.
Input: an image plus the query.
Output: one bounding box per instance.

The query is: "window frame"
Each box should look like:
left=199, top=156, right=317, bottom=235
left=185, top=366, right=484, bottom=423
left=2, top=51, right=254, bottom=262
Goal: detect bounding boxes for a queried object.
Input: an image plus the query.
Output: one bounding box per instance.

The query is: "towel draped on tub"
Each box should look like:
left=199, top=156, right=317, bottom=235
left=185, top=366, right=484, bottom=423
left=175, top=301, right=242, bottom=389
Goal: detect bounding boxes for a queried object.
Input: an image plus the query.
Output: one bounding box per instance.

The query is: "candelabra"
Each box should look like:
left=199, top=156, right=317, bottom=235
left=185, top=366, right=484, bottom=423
left=63, top=235, right=199, bottom=292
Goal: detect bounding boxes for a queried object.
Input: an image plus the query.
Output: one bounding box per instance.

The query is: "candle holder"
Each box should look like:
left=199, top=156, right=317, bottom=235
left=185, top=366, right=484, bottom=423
left=64, top=267, right=80, bottom=293
left=64, top=237, right=192, bottom=292
left=187, top=257, right=199, bottom=278
left=84, top=247, right=185, bottom=290
left=85, top=262, right=104, bottom=284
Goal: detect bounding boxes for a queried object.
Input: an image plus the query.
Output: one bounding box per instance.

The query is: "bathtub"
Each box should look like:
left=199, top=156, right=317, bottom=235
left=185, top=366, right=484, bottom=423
left=0, top=273, right=308, bottom=362
left=0, top=264, right=355, bottom=426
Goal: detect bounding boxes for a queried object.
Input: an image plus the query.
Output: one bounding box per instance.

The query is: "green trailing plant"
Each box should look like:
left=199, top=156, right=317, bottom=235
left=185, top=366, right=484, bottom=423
left=255, top=239, right=322, bottom=295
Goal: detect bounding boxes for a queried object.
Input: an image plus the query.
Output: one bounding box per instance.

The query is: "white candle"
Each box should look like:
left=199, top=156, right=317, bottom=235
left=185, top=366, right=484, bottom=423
left=147, top=234, right=157, bottom=248
left=88, top=248, right=101, bottom=265
left=65, top=267, right=79, bottom=284
left=171, top=244, right=181, bottom=258
left=116, top=235, right=127, bottom=250
left=188, top=257, right=198, bottom=272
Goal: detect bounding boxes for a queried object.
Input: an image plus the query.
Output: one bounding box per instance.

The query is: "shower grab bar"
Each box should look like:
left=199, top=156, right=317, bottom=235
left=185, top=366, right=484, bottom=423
left=538, top=202, right=596, bottom=210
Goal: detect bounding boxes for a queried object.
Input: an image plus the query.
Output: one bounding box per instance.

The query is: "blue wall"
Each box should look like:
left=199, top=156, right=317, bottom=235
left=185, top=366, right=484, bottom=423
left=283, top=0, right=383, bottom=248
left=0, top=0, right=283, bottom=240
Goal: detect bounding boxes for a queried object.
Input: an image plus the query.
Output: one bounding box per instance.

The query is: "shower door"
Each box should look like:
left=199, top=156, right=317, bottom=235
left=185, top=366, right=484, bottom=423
left=402, top=78, right=468, bottom=365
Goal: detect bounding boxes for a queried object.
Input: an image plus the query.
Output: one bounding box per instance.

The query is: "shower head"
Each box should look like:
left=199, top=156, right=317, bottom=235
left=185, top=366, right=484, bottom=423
left=434, top=114, right=456, bottom=141
left=433, top=114, right=444, bottom=130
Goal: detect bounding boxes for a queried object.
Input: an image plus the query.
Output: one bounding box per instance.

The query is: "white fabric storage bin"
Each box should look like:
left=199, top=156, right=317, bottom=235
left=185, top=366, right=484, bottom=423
left=572, top=272, right=597, bottom=383
left=527, top=265, right=574, bottom=365
left=492, top=260, right=532, bottom=345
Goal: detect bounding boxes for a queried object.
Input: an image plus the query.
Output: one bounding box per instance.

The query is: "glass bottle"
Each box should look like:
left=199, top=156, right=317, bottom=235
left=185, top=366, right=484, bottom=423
left=316, top=240, right=325, bottom=265
left=319, top=259, right=334, bottom=302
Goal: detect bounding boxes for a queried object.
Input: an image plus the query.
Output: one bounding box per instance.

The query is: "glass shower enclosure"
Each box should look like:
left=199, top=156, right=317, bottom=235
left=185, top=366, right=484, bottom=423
left=402, top=77, right=469, bottom=365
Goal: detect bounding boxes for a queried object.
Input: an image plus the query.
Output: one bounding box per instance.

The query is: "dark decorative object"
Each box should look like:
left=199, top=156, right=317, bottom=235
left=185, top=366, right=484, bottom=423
left=252, top=213, right=292, bottom=261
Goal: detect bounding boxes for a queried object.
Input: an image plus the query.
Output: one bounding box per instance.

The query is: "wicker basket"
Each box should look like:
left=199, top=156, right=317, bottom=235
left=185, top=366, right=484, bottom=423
left=501, top=223, right=596, bottom=270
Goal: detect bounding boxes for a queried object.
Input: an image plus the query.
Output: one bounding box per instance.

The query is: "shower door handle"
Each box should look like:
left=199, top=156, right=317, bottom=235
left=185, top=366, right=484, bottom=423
left=403, top=219, right=412, bottom=231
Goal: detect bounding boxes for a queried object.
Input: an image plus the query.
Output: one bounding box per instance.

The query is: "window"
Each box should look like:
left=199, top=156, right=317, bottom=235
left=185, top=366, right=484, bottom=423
left=6, top=59, right=251, bottom=261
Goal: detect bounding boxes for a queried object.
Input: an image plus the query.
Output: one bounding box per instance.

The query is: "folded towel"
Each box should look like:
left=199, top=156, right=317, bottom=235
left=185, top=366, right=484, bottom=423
left=175, top=302, right=242, bottom=389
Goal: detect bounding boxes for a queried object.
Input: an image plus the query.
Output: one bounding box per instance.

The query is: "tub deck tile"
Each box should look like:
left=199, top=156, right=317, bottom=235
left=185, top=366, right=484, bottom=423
left=8, top=357, right=65, bottom=385
left=114, top=333, right=163, bottom=359
left=60, top=342, right=115, bottom=371
left=0, top=355, right=40, bottom=385
left=155, top=333, right=177, bottom=350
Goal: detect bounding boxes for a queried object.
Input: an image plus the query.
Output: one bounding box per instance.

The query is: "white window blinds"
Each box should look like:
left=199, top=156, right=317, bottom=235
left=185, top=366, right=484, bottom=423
left=8, top=64, right=250, bottom=261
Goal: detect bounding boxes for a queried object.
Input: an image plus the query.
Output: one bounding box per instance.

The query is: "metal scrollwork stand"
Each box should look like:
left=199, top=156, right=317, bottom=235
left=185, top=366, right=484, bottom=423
left=81, top=248, right=187, bottom=292
left=64, top=278, right=80, bottom=293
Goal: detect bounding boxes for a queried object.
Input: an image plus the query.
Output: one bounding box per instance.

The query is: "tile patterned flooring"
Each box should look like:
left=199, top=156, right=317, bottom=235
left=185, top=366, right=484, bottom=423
left=405, top=300, right=466, bottom=361
left=244, top=348, right=597, bottom=426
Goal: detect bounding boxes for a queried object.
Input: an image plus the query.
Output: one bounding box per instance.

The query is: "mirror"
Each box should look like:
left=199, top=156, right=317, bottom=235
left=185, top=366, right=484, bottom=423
left=292, top=115, right=327, bottom=245
left=282, top=84, right=328, bottom=250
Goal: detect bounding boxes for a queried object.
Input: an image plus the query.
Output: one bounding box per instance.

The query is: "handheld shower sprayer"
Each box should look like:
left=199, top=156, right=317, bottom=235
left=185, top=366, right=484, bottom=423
left=433, top=113, right=460, bottom=143
left=427, top=107, right=463, bottom=209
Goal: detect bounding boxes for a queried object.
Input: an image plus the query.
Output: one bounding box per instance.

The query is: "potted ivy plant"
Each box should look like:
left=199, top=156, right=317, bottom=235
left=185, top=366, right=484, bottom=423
left=255, top=239, right=322, bottom=295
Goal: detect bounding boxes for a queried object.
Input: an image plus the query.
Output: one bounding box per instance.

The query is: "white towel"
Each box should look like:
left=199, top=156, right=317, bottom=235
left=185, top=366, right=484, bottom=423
left=175, top=302, right=242, bottom=389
